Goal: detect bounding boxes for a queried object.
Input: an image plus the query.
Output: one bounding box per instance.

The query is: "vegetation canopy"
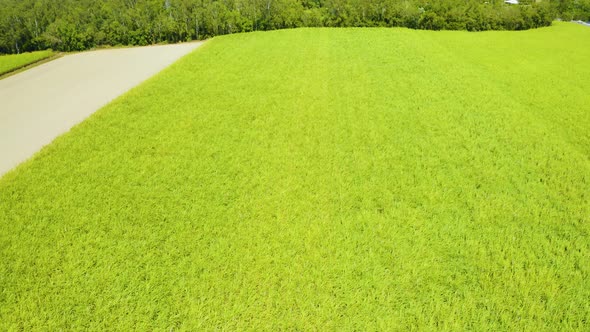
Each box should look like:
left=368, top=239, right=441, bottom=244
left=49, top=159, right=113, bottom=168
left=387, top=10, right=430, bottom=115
left=1, top=23, right=589, bottom=330
left=1, top=0, right=589, bottom=53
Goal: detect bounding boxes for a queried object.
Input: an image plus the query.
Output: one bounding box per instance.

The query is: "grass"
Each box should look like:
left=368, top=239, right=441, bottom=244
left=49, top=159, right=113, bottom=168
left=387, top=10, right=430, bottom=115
left=1, top=22, right=589, bottom=330
left=0, top=50, right=55, bottom=77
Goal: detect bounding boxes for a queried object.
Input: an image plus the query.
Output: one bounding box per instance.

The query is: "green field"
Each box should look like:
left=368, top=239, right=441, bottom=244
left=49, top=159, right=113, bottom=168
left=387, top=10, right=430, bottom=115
left=1, top=22, right=589, bottom=330
left=0, top=50, right=54, bottom=76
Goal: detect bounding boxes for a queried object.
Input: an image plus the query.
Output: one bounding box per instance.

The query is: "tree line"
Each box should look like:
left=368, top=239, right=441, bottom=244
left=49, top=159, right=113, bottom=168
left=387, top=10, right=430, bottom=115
left=0, top=0, right=588, bottom=54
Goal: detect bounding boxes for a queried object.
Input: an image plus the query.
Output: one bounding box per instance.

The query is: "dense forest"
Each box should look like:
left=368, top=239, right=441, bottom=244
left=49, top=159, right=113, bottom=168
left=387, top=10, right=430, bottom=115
left=0, top=0, right=588, bottom=54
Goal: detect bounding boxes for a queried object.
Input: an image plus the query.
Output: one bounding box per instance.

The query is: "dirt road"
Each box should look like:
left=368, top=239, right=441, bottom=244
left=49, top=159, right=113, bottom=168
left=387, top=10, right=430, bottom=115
left=0, top=42, right=203, bottom=177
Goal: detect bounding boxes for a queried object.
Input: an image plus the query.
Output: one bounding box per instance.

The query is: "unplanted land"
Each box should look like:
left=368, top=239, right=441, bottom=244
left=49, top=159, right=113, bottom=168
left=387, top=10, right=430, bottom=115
left=0, top=22, right=589, bottom=330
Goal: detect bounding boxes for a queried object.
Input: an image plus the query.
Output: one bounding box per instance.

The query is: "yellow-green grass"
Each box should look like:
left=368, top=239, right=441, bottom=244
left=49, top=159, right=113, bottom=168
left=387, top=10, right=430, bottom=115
left=0, top=50, right=54, bottom=76
left=1, top=22, right=589, bottom=330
